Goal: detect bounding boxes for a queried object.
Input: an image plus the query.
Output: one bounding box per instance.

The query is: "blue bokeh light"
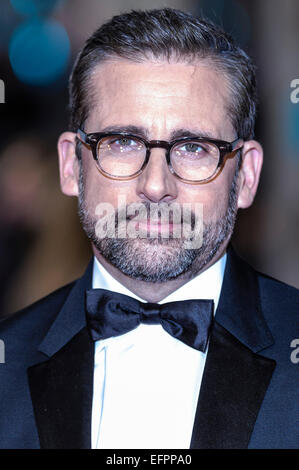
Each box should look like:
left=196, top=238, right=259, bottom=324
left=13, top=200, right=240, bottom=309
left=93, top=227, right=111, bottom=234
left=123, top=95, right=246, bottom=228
left=10, top=0, right=62, bottom=17
left=9, top=18, right=70, bottom=86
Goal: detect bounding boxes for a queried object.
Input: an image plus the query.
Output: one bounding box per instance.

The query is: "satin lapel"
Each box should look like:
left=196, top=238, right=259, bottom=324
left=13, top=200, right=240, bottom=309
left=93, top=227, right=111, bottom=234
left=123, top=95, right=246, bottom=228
left=27, top=327, right=94, bottom=449
left=190, top=246, right=276, bottom=449
left=190, top=322, right=275, bottom=449
left=27, top=259, right=95, bottom=449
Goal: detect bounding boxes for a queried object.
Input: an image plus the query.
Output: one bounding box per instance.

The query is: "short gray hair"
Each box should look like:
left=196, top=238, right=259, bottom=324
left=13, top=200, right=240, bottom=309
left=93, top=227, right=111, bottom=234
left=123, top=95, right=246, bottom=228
left=69, top=8, right=258, bottom=142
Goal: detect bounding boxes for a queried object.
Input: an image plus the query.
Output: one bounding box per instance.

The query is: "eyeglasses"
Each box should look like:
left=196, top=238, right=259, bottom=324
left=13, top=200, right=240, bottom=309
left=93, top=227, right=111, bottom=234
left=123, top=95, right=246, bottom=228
left=77, top=128, right=243, bottom=184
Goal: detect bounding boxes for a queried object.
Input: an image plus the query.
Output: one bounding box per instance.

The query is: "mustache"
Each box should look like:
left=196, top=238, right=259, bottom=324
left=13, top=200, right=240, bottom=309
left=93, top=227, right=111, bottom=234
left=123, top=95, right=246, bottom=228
left=115, top=201, right=198, bottom=229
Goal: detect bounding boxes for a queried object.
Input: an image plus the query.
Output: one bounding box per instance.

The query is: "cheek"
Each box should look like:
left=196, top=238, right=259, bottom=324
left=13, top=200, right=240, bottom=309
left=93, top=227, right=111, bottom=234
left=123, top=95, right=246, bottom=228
left=80, top=157, right=107, bottom=214
left=82, top=162, right=139, bottom=213
left=180, top=177, right=233, bottom=224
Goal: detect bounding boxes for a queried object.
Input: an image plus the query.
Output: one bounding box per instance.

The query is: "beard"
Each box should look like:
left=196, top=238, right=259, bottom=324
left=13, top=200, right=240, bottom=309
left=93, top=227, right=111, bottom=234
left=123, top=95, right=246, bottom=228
left=78, top=164, right=240, bottom=283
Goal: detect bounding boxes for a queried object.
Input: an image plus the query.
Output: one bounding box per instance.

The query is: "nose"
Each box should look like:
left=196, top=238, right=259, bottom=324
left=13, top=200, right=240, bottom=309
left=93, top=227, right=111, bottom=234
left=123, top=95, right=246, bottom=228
left=136, top=147, right=178, bottom=203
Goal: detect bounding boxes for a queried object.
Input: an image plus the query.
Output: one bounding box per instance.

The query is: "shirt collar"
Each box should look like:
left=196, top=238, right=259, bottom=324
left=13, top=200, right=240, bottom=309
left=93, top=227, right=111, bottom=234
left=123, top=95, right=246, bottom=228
left=92, top=252, right=226, bottom=311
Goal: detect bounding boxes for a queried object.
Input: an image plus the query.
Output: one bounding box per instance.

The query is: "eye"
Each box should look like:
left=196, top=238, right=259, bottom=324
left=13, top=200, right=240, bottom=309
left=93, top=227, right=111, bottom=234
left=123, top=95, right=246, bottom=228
left=106, top=136, right=143, bottom=153
left=174, top=141, right=209, bottom=157
left=182, top=143, right=205, bottom=153
left=114, top=138, right=135, bottom=147
left=99, top=135, right=144, bottom=154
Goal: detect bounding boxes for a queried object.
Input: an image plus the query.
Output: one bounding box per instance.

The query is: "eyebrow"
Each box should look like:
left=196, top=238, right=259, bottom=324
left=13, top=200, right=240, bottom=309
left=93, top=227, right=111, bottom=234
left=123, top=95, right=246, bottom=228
left=98, top=125, right=218, bottom=141
left=99, top=125, right=149, bottom=138
left=170, top=128, right=217, bottom=141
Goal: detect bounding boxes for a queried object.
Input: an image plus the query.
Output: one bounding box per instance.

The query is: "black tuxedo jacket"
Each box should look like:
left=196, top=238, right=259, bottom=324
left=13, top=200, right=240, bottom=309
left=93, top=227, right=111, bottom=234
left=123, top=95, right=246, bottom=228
left=0, top=246, right=298, bottom=449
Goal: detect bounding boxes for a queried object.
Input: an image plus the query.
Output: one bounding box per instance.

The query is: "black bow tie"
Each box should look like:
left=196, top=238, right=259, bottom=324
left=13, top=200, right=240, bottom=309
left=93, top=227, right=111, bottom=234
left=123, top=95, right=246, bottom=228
left=85, top=289, right=214, bottom=352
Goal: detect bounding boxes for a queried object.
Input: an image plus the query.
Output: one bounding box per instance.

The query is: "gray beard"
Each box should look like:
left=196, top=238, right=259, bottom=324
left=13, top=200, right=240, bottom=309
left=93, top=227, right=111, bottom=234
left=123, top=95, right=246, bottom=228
left=78, top=166, right=240, bottom=283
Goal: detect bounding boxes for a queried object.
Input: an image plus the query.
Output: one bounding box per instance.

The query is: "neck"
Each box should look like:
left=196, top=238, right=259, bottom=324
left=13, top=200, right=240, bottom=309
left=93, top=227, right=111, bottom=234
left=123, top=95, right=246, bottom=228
left=92, top=241, right=229, bottom=303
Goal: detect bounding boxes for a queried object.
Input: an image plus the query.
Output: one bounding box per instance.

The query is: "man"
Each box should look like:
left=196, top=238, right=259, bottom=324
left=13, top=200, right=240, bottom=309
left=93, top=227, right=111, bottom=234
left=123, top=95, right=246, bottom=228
left=0, top=8, right=298, bottom=449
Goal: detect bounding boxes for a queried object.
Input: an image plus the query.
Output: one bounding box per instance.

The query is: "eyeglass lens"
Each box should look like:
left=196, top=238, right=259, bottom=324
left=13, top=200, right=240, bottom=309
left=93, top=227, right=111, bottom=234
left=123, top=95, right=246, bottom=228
left=96, top=135, right=220, bottom=181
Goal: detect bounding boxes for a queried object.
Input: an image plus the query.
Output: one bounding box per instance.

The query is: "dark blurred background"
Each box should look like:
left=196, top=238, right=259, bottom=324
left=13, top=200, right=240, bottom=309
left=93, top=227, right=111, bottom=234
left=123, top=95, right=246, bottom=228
left=0, top=0, right=298, bottom=315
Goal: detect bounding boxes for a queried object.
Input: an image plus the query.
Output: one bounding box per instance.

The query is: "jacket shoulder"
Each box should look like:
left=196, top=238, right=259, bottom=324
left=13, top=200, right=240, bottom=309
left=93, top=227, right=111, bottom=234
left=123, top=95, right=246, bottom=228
left=256, top=270, right=299, bottom=341
left=228, top=246, right=299, bottom=340
left=257, top=270, right=299, bottom=309
left=0, top=281, right=76, bottom=341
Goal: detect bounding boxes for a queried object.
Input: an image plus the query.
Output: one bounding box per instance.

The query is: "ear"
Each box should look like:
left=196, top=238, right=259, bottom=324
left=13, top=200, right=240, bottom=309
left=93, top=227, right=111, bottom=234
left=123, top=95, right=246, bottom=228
left=57, top=131, right=80, bottom=197
left=237, top=140, right=263, bottom=209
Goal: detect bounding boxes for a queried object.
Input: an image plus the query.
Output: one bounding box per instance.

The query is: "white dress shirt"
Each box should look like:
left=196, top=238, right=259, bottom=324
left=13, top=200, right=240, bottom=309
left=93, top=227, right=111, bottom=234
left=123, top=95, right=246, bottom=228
left=91, top=253, right=226, bottom=449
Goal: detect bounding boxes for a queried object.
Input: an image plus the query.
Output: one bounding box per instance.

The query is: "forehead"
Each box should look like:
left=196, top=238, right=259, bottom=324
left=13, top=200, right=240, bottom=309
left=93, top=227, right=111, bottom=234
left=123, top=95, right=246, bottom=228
left=86, top=59, right=234, bottom=139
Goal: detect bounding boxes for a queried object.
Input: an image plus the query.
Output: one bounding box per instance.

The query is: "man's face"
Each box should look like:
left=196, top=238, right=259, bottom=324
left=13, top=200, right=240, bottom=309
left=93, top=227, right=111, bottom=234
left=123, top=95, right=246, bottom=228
left=59, top=59, right=262, bottom=283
